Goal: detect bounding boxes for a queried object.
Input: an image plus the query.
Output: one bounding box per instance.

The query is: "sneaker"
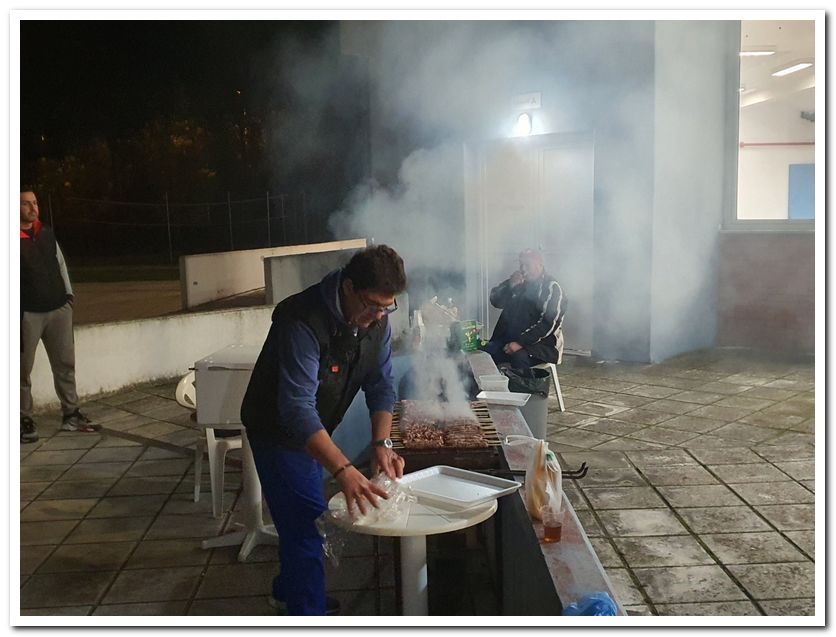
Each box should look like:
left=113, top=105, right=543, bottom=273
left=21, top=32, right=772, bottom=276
left=21, top=417, right=39, bottom=443
left=61, top=409, right=101, bottom=433
left=268, top=595, right=340, bottom=616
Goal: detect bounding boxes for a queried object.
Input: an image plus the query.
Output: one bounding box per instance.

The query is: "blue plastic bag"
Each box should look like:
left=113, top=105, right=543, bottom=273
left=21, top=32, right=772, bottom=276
left=562, top=592, right=618, bottom=616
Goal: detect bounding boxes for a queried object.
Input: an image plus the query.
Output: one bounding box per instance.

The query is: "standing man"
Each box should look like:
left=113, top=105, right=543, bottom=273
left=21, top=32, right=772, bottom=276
left=482, top=248, right=566, bottom=369
left=240, top=244, right=407, bottom=616
left=20, top=189, right=99, bottom=443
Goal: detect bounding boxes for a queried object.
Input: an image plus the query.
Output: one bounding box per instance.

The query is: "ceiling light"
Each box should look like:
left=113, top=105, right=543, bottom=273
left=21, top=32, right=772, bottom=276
left=512, top=112, right=532, bottom=137
left=772, top=61, right=813, bottom=77
left=739, top=48, right=776, bottom=57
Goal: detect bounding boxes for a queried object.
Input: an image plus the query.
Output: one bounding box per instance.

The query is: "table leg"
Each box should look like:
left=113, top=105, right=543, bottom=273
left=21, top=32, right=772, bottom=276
left=400, top=535, right=428, bottom=615
left=201, top=429, right=278, bottom=560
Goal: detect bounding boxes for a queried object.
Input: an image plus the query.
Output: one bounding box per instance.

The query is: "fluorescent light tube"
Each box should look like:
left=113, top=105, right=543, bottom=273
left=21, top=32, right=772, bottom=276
left=772, top=62, right=813, bottom=77
left=739, top=50, right=776, bottom=56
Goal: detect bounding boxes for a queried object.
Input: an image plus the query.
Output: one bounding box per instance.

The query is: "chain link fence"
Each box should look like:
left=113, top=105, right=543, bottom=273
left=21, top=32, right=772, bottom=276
left=43, top=192, right=330, bottom=266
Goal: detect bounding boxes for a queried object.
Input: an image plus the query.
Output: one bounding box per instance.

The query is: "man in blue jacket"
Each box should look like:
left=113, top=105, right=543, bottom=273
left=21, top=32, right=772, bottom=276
left=241, top=244, right=407, bottom=615
left=20, top=189, right=99, bottom=443
left=483, top=249, right=566, bottom=369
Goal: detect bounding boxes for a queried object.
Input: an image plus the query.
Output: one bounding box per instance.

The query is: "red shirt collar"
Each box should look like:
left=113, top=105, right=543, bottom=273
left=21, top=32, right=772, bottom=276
left=20, top=219, right=41, bottom=239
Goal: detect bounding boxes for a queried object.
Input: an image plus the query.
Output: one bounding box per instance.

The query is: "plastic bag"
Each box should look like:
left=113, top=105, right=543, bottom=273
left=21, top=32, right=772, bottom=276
left=562, top=592, right=618, bottom=616
left=327, top=474, right=417, bottom=528
left=505, top=435, right=562, bottom=521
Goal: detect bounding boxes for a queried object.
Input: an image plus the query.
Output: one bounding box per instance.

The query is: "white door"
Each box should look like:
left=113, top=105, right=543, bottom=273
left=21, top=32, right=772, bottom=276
left=464, top=132, right=595, bottom=355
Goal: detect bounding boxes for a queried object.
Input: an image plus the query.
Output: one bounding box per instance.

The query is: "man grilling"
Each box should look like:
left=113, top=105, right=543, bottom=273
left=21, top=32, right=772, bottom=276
left=482, top=248, right=566, bottom=369
left=240, top=244, right=407, bottom=615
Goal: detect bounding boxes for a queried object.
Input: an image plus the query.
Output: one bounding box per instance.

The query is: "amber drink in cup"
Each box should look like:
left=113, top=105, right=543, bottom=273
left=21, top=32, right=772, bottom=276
left=541, top=506, right=563, bottom=543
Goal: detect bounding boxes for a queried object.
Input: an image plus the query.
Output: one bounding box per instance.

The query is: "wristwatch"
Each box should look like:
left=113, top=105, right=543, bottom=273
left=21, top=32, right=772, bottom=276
left=372, top=438, right=393, bottom=449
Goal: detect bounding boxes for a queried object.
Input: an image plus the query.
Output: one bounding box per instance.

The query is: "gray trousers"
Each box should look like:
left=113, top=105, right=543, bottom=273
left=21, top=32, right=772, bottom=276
left=21, top=303, right=78, bottom=417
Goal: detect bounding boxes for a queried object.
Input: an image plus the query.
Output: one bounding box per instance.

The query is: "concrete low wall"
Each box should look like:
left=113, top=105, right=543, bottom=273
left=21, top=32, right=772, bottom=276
left=29, top=307, right=273, bottom=412
left=180, top=239, right=367, bottom=309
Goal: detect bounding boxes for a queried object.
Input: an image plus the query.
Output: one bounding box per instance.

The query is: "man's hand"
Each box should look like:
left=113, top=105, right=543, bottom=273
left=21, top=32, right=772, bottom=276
left=509, top=270, right=524, bottom=287
left=336, top=465, right=389, bottom=517
left=371, top=447, right=405, bottom=480
left=503, top=341, right=523, bottom=355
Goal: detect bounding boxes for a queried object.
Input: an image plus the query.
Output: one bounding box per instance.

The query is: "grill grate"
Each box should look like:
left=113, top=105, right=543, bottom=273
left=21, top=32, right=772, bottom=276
left=390, top=400, right=502, bottom=450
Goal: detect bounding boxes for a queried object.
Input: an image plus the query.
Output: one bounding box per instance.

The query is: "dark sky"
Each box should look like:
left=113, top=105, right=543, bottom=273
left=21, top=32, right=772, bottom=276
left=20, top=20, right=334, bottom=159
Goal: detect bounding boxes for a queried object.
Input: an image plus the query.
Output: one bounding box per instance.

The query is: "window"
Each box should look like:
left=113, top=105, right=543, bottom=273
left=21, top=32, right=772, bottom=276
left=735, top=20, right=815, bottom=225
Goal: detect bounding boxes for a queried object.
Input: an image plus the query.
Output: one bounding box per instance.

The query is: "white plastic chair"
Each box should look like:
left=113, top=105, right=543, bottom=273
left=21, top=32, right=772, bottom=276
left=533, top=330, right=565, bottom=412
left=175, top=371, right=243, bottom=518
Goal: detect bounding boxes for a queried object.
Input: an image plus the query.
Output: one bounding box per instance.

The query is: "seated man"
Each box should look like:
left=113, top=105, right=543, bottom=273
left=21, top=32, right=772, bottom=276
left=482, top=249, right=566, bottom=370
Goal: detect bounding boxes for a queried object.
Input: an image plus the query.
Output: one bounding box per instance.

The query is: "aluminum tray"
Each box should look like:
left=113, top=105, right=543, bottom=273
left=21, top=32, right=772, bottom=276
left=400, top=465, right=521, bottom=509
left=475, top=390, right=531, bottom=407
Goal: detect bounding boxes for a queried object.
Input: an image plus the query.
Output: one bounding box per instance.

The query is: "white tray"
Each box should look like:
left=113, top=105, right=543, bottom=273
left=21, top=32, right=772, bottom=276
left=400, top=465, right=521, bottom=508
left=476, top=374, right=510, bottom=392
left=475, top=390, right=531, bottom=407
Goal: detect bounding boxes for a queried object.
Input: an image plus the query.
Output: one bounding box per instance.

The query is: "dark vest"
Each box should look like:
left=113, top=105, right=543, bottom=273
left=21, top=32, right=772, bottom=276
left=20, top=224, right=68, bottom=313
left=240, top=282, right=387, bottom=448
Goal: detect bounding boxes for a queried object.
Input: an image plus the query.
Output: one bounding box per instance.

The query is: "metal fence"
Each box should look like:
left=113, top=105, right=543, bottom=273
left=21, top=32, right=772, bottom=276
left=43, top=191, right=329, bottom=265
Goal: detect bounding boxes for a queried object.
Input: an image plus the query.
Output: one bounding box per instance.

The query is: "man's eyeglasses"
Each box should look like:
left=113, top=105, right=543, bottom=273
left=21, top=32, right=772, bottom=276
left=358, top=293, right=398, bottom=316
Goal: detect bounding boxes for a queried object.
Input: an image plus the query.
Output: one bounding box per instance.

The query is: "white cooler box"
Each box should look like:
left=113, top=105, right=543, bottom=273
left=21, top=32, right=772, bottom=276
left=194, top=344, right=261, bottom=425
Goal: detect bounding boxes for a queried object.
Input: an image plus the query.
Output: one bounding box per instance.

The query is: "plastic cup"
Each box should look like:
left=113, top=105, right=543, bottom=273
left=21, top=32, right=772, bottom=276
left=541, top=507, right=563, bottom=543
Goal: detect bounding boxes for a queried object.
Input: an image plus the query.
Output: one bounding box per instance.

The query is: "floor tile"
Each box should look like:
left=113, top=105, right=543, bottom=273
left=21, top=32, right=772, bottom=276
left=80, top=446, right=145, bottom=463
left=562, top=484, right=588, bottom=510
left=140, top=446, right=192, bottom=461
left=728, top=482, right=815, bottom=506
left=582, top=487, right=667, bottom=510
left=738, top=411, right=806, bottom=429
left=602, top=568, right=646, bottom=606
left=714, top=396, right=775, bottom=411
left=194, top=562, right=276, bottom=598
left=573, top=510, right=604, bottom=536
left=676, top=506, right=771, bottom=534
left=37, top=436, right=100, bottom=451
left=758, top=399, right=815, bottom=420
left=572, top=467, right=647, bottom=488
left=187, top=595, right=274, bottom=615
left=687, top=447, right=762, bottom=465
left=107, top=476, right=180, bottom=496
left=125, top=539, right=212, bottom=569
left=21, top=465, right=70, bottom=483
left=783, top=531, right=814, bottom=558
left=578, top=418, right=648, bottom=437
left=20, top=483, right=51, bottom=500
left=558, top=451, right=632, bottom=469
left=87, top=494, right=169, bottom=519
left=100, top=414, right=156, bottom=432
left=21, top=570, right=117, bottom=608
left=612, top=535, right=714, bottom=568
left=20, top=605, right=92, bottom=616
left=94, top=435, right=145, bottom=448
left=619, top=385, right=681, bottom=399
left=692, top=382, right=754, bottom=396
left=63, top=516, right=154, bottom=543
left=709, top=463, right=789, bottom=483
left=208, top=543, right=280, bottom=565
left=667, top=391, right=725, bottom=405
left=657, top=484, right=744, bottom=508
left=739, top=386, right=801, bottom=401
left=60, top=462, right=133, bottom=482
left=659, top=415, right=730, bottom=435
left=641, top=399, right=700, bottom=415
left=762, top=432, right=815, bottom=447
left=102, top=566, right=204, bottom=603
left=700, top=531, right=808, bottom=565
left=597, top=508, right=687, bottom=536
left=93, top=601, right=189, bottom=615
left=124, top=421, right=184, bottom=439
left=21, top=498, right=98, bottom=522
left=126, top=458, right=193, bottom=477
left=655, top=600, right=761, bottom=615
left=686, top=404, right=754, bottom=422
left=628, top=427, right=700, bottom=446
left=626, top=449, right=697, bottom=467
left=608, top=408, right=675, bottom=426
left=641, top=465, right=718, bottom=487
left=593, top=438, right=669, bottom=452
left=633, top=565, right=747, bottom=604
left=549, top=429, right=616, bottom=449
left=547, top=411, right=599, bottom=427
left=39, top=479, right=117, bottom=499
left=144, top=514, right=226, bottom=540
left=588, top=537, right=623, bottom=568
left=710, top=423, right=784, bottom=444
left=759, top=598, right=815, bottom=616
left=753, top=504, right=814, bottom=530
left=21, top=520, right=78, bottom=546
left=569, top=402, right=630, bottom=418
left=24, top=450, right=89, bottom=466
left=728, top=562, right=815, bottom=600
left=20, top=544, right=55, bottom=575
left=754, top=445, right=815, bottom=463
left=37, top=541, right=136, bottom=573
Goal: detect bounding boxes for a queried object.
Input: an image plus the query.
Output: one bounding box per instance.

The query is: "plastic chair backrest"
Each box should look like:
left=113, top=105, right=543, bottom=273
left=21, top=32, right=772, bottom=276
left=175, top=371, right=197, bottom=410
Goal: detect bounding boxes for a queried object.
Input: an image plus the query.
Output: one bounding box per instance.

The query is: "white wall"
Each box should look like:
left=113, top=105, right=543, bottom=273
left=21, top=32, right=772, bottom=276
left=649, top=21, right=734, bottom=362
left=29, top=307, right=273, bottom=411
left=179, top=240, right=366, bottom=309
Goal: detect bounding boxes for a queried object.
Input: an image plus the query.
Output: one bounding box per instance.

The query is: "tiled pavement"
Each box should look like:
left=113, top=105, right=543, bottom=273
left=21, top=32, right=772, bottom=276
left=19, top=348, right=815, bottom=617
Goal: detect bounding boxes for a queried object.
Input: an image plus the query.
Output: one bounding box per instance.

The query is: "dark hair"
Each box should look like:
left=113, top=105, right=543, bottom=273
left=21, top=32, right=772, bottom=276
left=344, top=244, right=407, bottom=295
left=21, top=185, right=37, bottom=194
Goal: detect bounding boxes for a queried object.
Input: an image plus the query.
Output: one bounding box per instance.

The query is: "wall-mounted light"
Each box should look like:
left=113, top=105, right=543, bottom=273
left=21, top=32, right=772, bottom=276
left=771, top=60, right=813, bottom=77
left=512, top=112, right=532, bottom=137
left=739, top=46, right=776, bottom=57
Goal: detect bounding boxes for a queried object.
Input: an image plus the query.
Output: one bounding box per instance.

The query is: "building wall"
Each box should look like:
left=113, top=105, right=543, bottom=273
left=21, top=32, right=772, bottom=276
left=717, top=232, right=814, bottom=352
left=649, top=21, right=737, bottom=362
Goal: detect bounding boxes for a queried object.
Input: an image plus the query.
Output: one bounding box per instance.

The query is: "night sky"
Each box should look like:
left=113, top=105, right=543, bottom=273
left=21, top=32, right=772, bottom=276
left=20, top=20, right=334, bottom=161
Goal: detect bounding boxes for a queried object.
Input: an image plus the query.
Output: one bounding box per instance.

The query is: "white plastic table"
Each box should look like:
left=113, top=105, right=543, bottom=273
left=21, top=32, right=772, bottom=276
left=327, top=492, right=497, bottom=615
left=200, top=428, right=278, bottom=560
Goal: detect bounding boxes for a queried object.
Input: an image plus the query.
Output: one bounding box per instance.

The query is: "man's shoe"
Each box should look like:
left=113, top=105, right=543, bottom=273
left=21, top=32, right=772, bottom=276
left=61, top=409, right=101, bottom=433
left=21, top=417, right=39, bottom=443
left=267, top=595, right=340, bottom=616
